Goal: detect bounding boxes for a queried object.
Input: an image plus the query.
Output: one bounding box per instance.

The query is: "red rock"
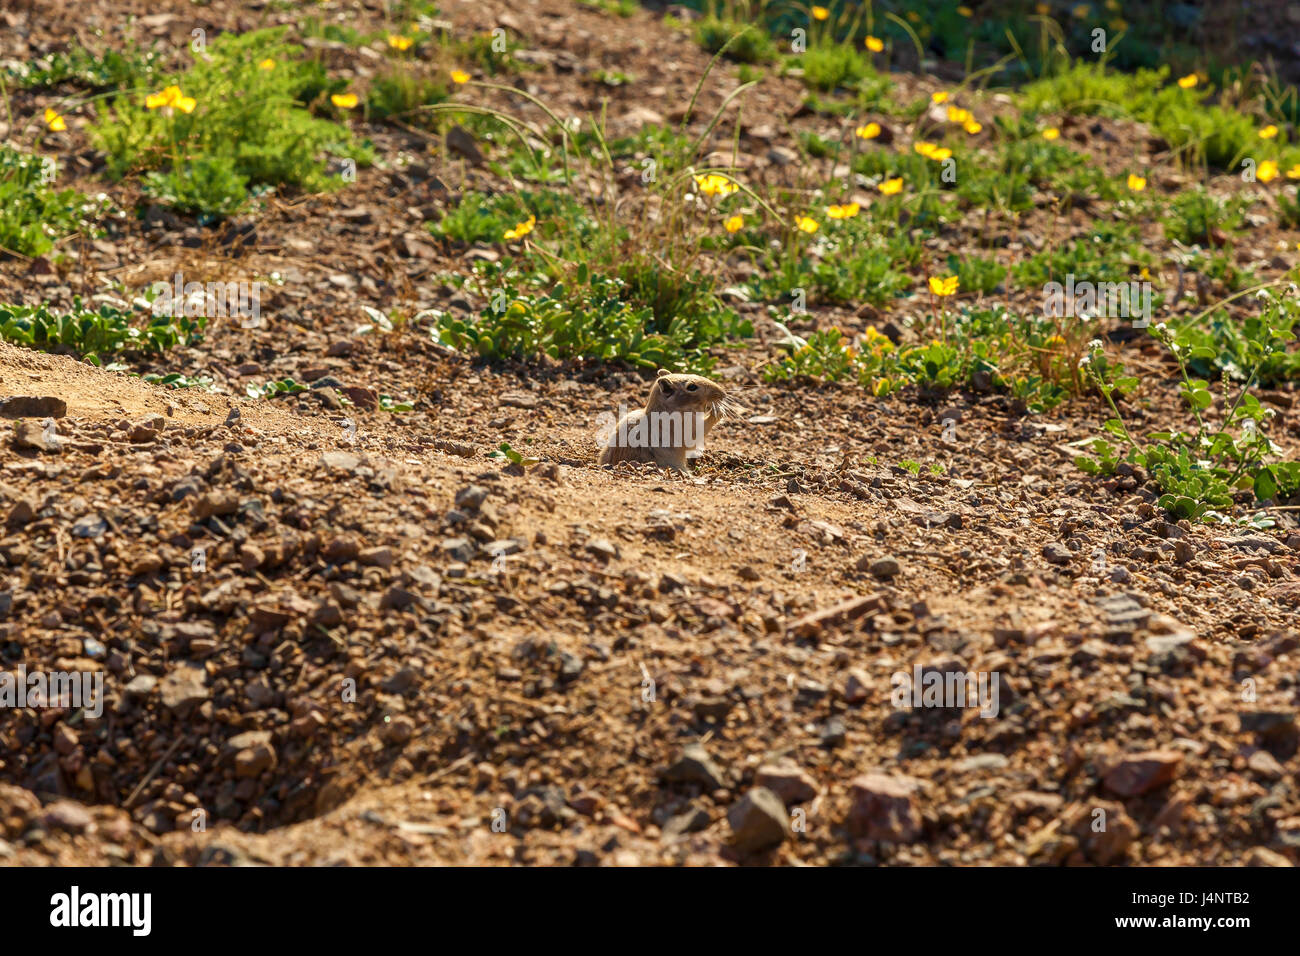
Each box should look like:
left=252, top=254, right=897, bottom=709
left=1103, top=750, right=1184, bottom=797
left=847, top=772, right=922, bottom=842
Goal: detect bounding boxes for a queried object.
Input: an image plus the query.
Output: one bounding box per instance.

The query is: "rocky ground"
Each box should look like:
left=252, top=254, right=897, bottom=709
left=1, top=0, right=1299, bottom=867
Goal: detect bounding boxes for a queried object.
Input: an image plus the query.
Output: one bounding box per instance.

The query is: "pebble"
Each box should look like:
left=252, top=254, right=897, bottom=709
left=847, top=772, right=923, bottom=842
left=755, top=761, right=818, bottom=805
left=663, top=743, right=726, bottom=791
left=1103, top=750, right=1183, bottom=797
left=726, top=787, right=788, bottom=853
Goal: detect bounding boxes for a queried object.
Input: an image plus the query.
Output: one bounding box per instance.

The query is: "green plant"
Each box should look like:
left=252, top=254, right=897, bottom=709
left=7, top=39, right=162, bottom=90
left=246, top=378, right=308, bottom=399
left=90, top=27, right=364, bottom=219
left=430, top=189, right=593, bottom=245
left=140, top=372, right=216, bottom=390
left=0, top=299, right=203, bottom=365
left=0, top=147, right=105, bottom=256
left=796, top=42, right=877, bottom=93
left=1076, top=290, right=1300, bottom=520
left=435, top=269, right=748, bottom=371
left=694, top=10, right=777, bottom=65
left=1162, top=188, right=1246, bottom=245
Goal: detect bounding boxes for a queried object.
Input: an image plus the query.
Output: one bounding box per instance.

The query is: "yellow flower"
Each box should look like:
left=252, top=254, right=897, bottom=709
left=258, top=58, right=276, bottom=70
left=928, top=275, right=959, bottom=297
left=331, top=93, right=359, bottom=109
left=946, top=106, right=972, bottom=124
left=1260, top=124, right=1279, bottom=140
left=1177, top=74, right=1198, bottom=89
left=1072, top=3, right=1090, bottom=17
left=963, top=119, right=982, bottom=135
left=878, top=177, right=903, bottom=195
left=1035, top=2, right=1050, bottom=12
left=503, top=215, right=536, bottom=241
left=855, top=122, right=881, bottom=140
left=811, top=6, right=829, bottom=20
left=450, top=69, right=470, bottom=84
left=865, top=35, right=884, bottom=52
left=826, top=202, right=860, bottom=219
left=145, top=85, right=182, bottom=110
left=1258, top=160, right=1279, bottom=183
left=1042, top=127, right=1060, bottom=140
left=724, top=214, right=744, bottom=233
left=957, top=5, right=973, bottom=15
left=916, top=142, right=952, bottom=161
left=693, top=173, right=738, bottom=197
left=145, top=85, right=195, bottom=113
left=931, top=91, right=949, bottom=104
left=43, top=108, right=66, bottom=131
left=1044, top=335, right=1065, bottom=347
left=794, top=215, right=819, bottom=234
left=1127, top=173, right=1146, bottom=191
left=388, top=34, right=414, bottom=51
left=1286, top=163, right=1300, bottom=179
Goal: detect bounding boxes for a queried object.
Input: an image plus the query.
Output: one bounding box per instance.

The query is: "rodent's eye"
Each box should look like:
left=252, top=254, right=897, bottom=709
left=687, top=383, right=698, bottom=392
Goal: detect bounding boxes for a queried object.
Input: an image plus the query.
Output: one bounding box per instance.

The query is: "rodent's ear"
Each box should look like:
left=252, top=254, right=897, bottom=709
left=656, top=368, right=670, bottom=379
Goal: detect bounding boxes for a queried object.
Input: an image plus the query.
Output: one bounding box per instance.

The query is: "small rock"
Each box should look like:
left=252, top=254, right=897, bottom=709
left=71, top=514, right=108, bottom=539
left=865, top=556, right=901, bottom=579
left=663, top=743, right=726, bottom=791
left=1042, top=542, right=1073, bottom=565
left=359, top=546, right=394, bottom=568
left=1246, top=847, right=1294, bottom=867
left=42, top=801, right=93, bottom=833
left=756, top=761, right=818, bottom=805
left=1103, top=750, right=1183, bottom=797
left=726, top=787, right=789, bottom=853
left=662, top=803, right=710, bottom=839
left=586, top=538, right=619, bottom=561
left=159, top=666, right=209, bottom=712
left=454, top=485, right=489, bottom=511
left=192, top=491, right=239, bottom=520
left=841, top=669, right=870, bottom=704
left=847, top=772, right=923, bottom=842
left=13, top=419, right=58, bottom=452
left=0, top=396, right=66, bottom=418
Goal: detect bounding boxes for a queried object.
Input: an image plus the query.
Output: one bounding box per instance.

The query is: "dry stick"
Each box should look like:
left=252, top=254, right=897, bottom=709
left=124, top=736, right=185, bottom=809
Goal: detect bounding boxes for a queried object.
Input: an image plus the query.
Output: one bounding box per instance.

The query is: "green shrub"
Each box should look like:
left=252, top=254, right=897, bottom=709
left=695, top=17, right=777, bottom=64
left=90, top=27, right=365, bottom=219
left=435, top=270, right=748, bottom=371
left=0, top=147, right=104, bottom=256
left=0, top=299, right=203, bottom=365
left=6, top=40, right=162, bottom=90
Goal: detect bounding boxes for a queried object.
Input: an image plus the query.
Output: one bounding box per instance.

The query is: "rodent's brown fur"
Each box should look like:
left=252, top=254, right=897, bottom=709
left=598, top=370, right=741, bottom=471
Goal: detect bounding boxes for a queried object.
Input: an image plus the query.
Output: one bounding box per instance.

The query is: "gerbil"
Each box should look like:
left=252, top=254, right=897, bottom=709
left=598, top=369, right=742, bottom=471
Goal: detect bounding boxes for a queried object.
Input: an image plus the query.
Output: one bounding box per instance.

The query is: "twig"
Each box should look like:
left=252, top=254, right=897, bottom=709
left=123, top=736, right=185, bottom=809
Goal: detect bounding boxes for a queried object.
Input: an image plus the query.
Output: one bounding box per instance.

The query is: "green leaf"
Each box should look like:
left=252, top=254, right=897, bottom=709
left=1254, top=467, right=1278, bottom=502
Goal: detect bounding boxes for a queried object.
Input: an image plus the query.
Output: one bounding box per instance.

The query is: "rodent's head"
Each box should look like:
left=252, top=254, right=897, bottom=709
left=647, top=369, right=739, bottom=418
